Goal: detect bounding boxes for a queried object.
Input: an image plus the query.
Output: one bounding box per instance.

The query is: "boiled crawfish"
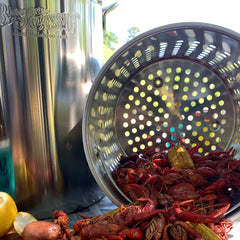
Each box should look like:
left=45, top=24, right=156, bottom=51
left=111, top=142, right=237, bottom=239
left=144, top=213, right=166, bottom=240
left=73, top=199, right=167, bottom=240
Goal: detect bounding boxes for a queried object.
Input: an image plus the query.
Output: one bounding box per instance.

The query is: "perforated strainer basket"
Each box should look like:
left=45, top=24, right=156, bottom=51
left=83, top=22, right=240, bottom=206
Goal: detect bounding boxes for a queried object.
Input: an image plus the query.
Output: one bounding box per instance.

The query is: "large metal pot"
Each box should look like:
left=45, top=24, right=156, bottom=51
left=0, top=0, right=114, bottom=219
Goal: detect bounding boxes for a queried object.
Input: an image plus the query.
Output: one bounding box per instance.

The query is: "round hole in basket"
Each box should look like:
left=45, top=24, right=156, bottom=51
left=83, top=22, right=240, bottom=206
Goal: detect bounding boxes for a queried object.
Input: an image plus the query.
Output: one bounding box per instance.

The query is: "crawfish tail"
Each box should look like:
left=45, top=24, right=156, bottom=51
left=122, top=183, right=150, bottom=201
left=196, top=166, right=218, bottom=177
left=145, top=214, right=166, bottom=240
left=204, top=178, right=226, bottom=192
left=80, top=223, right=125, bottom=240
left=141, top=175, right=161, bottom=186
left=208, top=203, right=231, bottom=218
left=174, top=208, right=218, bottom=223
left=73, top=220, right=88, bottom=232
left=195, top=159, right=218, bottom=168
left=124, top=227, right=143, bottom=240
left=172, top=190, right=200, bottom=201
left=162, top=223, right=173, bottom=240
left=168, top=182, right=195, bottom=195
left=200, top=193, right=218, bottom=203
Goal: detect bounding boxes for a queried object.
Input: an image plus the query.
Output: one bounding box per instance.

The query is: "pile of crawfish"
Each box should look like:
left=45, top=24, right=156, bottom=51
left=114, top=144, right=240, bottom=210
left=106, top=143, right=239, bottom=240
left=51, top=144, right=240, bottom=240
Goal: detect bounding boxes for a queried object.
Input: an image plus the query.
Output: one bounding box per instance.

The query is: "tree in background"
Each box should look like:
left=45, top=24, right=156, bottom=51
left=127, top=27, right=140, bottom=41
left=103, top=27, right=141, bottom=63
left=103, top=30, right=118, bottom=63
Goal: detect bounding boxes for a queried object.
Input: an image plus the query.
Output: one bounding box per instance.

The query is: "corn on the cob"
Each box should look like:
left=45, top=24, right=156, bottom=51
left=103, top=207, right=120, bottom=216
left=168, top=145, right=195, bottom=169
left=187, top=222, right=221, bottom=240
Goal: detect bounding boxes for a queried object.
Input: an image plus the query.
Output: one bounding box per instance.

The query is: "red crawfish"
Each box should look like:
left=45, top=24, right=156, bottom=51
left=162, top=222, right=188, bottom=240
left=80, top=222, right=143, bottom=240
left=113, top=198, right=164, bottom=227
left=144, top=213, right=166, bottom=240
left=174, top=207, right=219, bottom=224
left=73, top=213, right=113, bottom=233
left=52, top=210, right=71, bottom=240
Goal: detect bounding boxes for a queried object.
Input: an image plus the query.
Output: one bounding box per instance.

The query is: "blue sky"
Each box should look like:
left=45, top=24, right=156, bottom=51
left=103, top=0, right=240, bottom=49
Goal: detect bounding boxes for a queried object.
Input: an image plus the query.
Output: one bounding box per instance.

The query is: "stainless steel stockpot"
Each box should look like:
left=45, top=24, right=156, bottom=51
left=0, top=0, right=114, bottom=219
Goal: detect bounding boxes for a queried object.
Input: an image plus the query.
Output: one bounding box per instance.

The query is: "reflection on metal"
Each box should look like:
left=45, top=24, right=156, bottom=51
left=0, top=0, right=105, bottom=219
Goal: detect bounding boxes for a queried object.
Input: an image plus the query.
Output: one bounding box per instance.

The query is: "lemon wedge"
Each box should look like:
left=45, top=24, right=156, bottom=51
left=0, top=192, right=18, bottom=237
left=14, top=211, right=37, bottom=236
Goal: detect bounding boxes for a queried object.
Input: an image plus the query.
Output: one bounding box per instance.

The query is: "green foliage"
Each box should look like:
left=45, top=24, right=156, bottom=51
left=103, top=30, right=118, bottom=49
left=103, top=27, right=141, bottom=63
left=103, top=30, right=118, bottom=63
left=127, top=27, right=141, bottom=41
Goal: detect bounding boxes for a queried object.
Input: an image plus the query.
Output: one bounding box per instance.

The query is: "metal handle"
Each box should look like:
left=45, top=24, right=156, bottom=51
left=102, top=2, right=119, bottom=30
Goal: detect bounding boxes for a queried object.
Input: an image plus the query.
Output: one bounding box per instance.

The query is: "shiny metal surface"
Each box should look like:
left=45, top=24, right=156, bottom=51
left=0, top=0, right=105, bottom=219
left=227, top=208, right=240, bottom=239
left=83, top=22, right=240, bottom=207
